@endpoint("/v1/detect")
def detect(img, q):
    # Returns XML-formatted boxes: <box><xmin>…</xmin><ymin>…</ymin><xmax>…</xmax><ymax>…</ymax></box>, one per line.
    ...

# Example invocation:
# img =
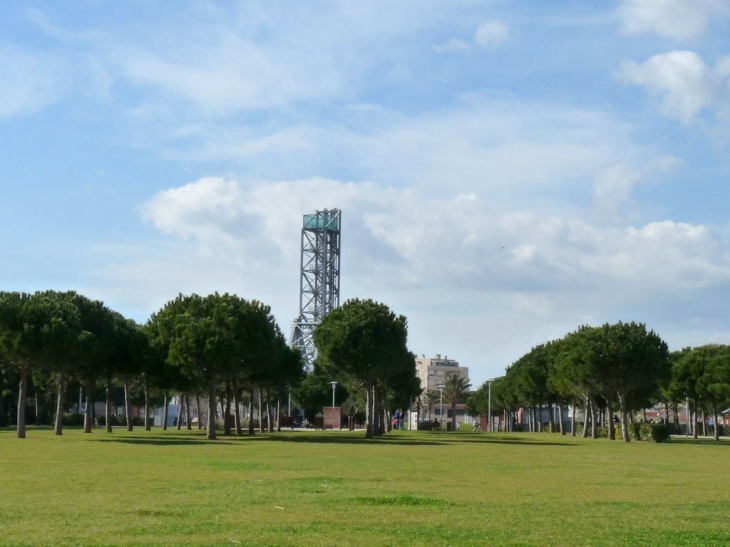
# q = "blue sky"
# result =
<box><xmin>2</xmin><ymin>0</ymin><xmax>730</xmax><ymax>386</ymax></box>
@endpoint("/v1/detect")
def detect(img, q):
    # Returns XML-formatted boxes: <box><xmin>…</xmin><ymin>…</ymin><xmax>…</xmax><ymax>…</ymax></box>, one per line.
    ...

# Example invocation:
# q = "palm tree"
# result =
<box><xmin>422</xmin><ymin>389</ymin><xmax>440</xmax><ymax>421</ymax></box>
<box><xmin>442</xmin><ymin>373</ymin><xmax>471</xmax><ymax>431</ymax></box>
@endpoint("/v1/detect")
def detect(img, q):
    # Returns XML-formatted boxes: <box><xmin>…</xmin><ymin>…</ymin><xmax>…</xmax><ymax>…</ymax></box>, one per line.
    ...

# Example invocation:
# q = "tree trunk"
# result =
<box><xmin>571</xmin><ymin>396</ymin><xmax>576</xmax><ymax>437</ymax></box>
<box><xmin>373</xmin><ymin>387</ymin><xmax>380</xmax><ymax>435</ymax></box>
<box><xmin>692</xmin><ymin>401</ymin><xmax>698</xmax><ymax>439</ymax></box>
<box><xmin>248</xmin><ymin>388</ymin><xmax>255</xmax><ymax>435</ymax></box>
<box><xmin>365</xmin><ymin>382</ymin><xmax>374</xmax><ymax>438</ymax></box>
<box><xmin>558</xmin><ymin>398</ymin><xmax>565</xmax><ymax>435</ymax></box>
<box><xmin>712</xmin><ymin>405</ymin><xmax>720</xmax><ymax>442</ymax></box>
<box><xmin>144</xmin><ymin>380</ymin><xmax>151</xmax><ymax>431</ymax></box>
<box><xmin>185</xmin><ymin>395</ymin><xmax>192</xmax><ymax>431</ymax></box>
<box><xmin>373</xmin><ymin>387</ymin><xmax>379</xmax><ymax>435</ymax></box>
<box><xmin>266</xmin><ymin>388</ymin><xmax>274</xmax><ymax>433</ymax></box>
<box><xmin>258</xmin><ymin>387</ymin><xmax>265</xmax><ymax>433</ymax></box>
<box><xmin>105</xmin><ymin>381</ymin><xmax>113</xmax><ymax>433</ymax></box>
<box><xmin>84</xmin><ymin>377</ymin><xmax>94</xmax><ymax>433</ymax></box>
<box><xmin>702</xmin><ymin>412</ymin><xmax>707</xmax><ymax>437</ymax></box>
<box><xmin>607</xmin><ymin>399</ymin><xmax>616</xmax><ymax>441</ymax></box>
<box><xmin>206</xmin><ymin>379</ymin><xmax>217</xmax><ymax>440</ymax></box>
<box><xmin>664</xmin><ymin>401</ymin><xmax>670</xmax><ymax>426</ymax></box>
<box><xmin>581</xmin><ymin>396</ymin><xmax>589</xmax><ymax>438</ymax></box>
<box><xmin>590</xmin><ymin>397</ymin><xmax>598</xmax><ymax>439</ymax></box>
<box><xmin>451</xmin><ymin>400</ymin><xmax>457</xmax><ymax>431</ymax></box>
<box><xmin>224</xmin><ymin>382</ymin><xmax>232</xmax><ymax>436</ymax></box>
<box><xmin>34</xmin><ymin>389</ymin><xmax>41</xmax><ymax>426</ymax></box>
<box><xmin>162</xmin><ymin>389</ymin><xmax>169</xmax><ymax>431</ymax></box>
<box><xmin>617</xmin><ymin>392</ymin><xmax>630</xmax><ymax>442</ymax></box>
<box><xmin>276</xmin><ymin>398</ymin><xmax>281</xmax><ymax>432</ymax></box>
<box><xmin>17</xmin><ymin>368</ymin><xmax>28</xmax><ymax>439</ymax></box>
<box><xmin>673</xmin><ymin>404</ymin><xmax>679</xmax><ymax>434</ymax></box>
<box><xmin>196</xmin><ymin>394</ymin><xmax>202</xmax><ymax>430</ymax></box>
<box><xmin>232</xmin><ymin>378</ymin><xmax>242</xmax><ymax>436</ymax></box>
<box><xmin>176</xmin><ymin>394</ymin><xmax>184</xmax><ymax>431</ymax></box>
<box><xmin>124</xmin><ymin>377</ymin><xmax>133</xmax><ymax>432</ymax></box>
<box><xmin>54</xmin><ymin>372</ymin><xmax>65</xmax><ymax>436</ymax></box>
<box><xmin>548</xmin><ymin>402</ymin><xmax>555</xmax><ymax>433</ymax></box>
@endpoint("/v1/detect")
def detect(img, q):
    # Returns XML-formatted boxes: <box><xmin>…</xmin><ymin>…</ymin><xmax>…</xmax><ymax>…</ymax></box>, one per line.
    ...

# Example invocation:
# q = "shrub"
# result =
<box><xmin>0</xmin><ymin>413</ymin><xmax>10</xmax><ymax>427</ymax></box>
<box><xmin>639</xmin><ymin>423</ymin><xmax>671</xmax><ymax>443</ymax></box>
<box><xmin>630</xmin><ymin>423</ymin><xmax>642</xmax><ymax>441</ymax></box>
<box><xmin>63</xmin><ymin>412</ymin><xmax>84</xmax><ymax>427</ymax></box>
<box><xmin>599</xmin><ymin>424</ymin><xmax>624</xmax><ymax>440</ymax></box>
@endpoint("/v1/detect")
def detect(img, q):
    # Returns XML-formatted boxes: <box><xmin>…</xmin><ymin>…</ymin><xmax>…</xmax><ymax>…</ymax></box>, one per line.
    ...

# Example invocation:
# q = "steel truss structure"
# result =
<box><xmin>290</xmin><ymin>208</ymin><xmax>341</xmax><ymax>368</ymax></box>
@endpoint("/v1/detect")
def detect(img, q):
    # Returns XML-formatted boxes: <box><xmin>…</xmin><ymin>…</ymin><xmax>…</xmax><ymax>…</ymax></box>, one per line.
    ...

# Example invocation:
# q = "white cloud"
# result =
<box><xmin>140</xmin><ymin>176</ymin><xmax>730</xmax><ymax>296</ymax></box>
<box><xmin>434</xmin><ymin>20</ymin><xmax>509</xmax><ymax>53</ymax></box>
<box><xmin>96</xmin><ymin>2</ymin><xmax>496</xmax><ymax>116</ymax></box>
<box><xmin>433</xmin><ymin>38</ymin><xmax>472</xmax><ymax>53</ymax></box>
<box><xmin>474</xmin><ymin>21</ymin><xmax>510</xmax><ymax>49</ymax></box>
<box><xmin>592</xmin><ymin>157</ymin><xmax>681</xmax><ymax>219</ymax></box>
<box><xmin>617</xmin><ymin>0</ymin><xmax>730</xmax><ymax>40</ymax></box>
<box><xmin>593</xmin><ymin>164</ymin><xmax>643</xmax><ymax>214</ymax></box>
<box><xmin>131</xmin><ymin>175</ymin><xmax>730</xmax><ymax>382</ymax></box>
<box><xmin>618</xmin><ymin>51</ymin><xmax>730</xmax><ymax>123</ymax></box>
<box><xmin>145</xmin><ymin>99</ymin><xmax>646</xmax><ymax>201</ymax></box>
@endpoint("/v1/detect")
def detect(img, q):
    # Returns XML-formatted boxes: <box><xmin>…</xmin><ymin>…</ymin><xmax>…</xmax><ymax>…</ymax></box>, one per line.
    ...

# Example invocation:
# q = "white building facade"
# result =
<box><xmin>415</xmin><ymin>354</ymin><xmax>470</xmax><ymax>392</ymax></box>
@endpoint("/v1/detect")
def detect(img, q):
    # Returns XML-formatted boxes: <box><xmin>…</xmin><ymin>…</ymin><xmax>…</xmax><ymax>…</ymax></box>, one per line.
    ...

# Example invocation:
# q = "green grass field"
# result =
<box><xmin>0</xmin><ymin>428</ymin><xmax>728</xmax><ymax>547</ymax></box>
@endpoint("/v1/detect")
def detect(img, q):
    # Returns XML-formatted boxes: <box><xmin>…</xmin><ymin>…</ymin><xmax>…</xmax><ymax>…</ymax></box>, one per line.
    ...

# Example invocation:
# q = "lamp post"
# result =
<box><xmin>487</xmin><ymin>379</ymin><xmax>493</xmax><ymax>432</ymax></box>
<box><xmin>437</xmin><ymin>383</ymin><xmax>444</xmax><ymax>429</ymax></box>
<box><xmin>330</xmin><ymin>381</ymin><xmax>338</xmax><ymax>408</ymax></box>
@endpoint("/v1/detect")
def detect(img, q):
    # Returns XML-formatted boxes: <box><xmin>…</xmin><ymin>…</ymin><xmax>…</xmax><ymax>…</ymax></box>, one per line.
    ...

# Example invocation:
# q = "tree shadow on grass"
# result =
<box><xmin>446</xmin><ymin>435</ymin><xmax>579</xmax><ymax>447</ymax></box>
<box><xmin>668</xmin><ymin>436</ymin><xmax>730</xmax><ymax>446</ymax></box>
<box><xmin>91</xmin><ymin>430</ymin><xmax>579</xmax><ymax>448</ymax></box>
<box><xmin>92</xmin><ymin>431</ymin><xmax>447</xmax><ymax>447</ymax></box>
<box><xmin>244</xmin><ymin>434</ymin><xmax>446</xmax><ymax>446</ymax></box>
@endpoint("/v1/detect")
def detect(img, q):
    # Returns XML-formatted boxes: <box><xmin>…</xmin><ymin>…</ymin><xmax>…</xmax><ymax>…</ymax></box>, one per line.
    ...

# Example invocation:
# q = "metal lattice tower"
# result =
<box><xmin>290</xmin><ymin>208</ymin><xmax>341</xmax><ymax>368</ymax></box>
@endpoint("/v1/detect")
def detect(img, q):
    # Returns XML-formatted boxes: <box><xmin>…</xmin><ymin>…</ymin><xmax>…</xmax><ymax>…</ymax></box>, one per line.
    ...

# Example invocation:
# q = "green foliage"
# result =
<box><xmin>315</xmin><ymin>298</ymin><xmax>411</xmax><ymax>387</ymax></box>
<box><xmin>639</xmin><ymin>423</ymin><xmax>671</xmax><ymax>443</ymax></box>
<box><xmin>148</xmin><ymin>293</ymin><xmax>299</xmax><ymax>438</ymax></box>
<box><xmin>62</xmin><ymin>413</ymin><xmax>84</xmax><ymax>427</ymax></box>
<box><xmin>315</xmin><ymin>298</ymin><xmax>416</xmax><ymax>436</ymax></box>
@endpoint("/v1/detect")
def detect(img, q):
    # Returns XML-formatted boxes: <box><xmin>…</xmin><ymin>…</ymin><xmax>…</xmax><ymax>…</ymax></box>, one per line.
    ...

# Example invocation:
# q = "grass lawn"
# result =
<box><xmin>0</xmin><ymin>427</ymin><xmax>728</xmax><ymax>546</ymax></box>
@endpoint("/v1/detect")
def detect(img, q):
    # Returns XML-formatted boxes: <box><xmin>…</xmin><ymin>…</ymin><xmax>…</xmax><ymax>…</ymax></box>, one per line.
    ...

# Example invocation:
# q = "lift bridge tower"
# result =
<box><xmin>290</xmin><ymin>208</ymin><xmax>341</xmax><ymax>368</ymax></box>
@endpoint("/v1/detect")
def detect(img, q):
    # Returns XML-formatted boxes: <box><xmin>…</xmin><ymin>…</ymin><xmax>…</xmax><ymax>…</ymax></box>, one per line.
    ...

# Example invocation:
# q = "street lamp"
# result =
<box><xmin>330</xmin><ymin>381</ymin><xmax>338</xmax><ymax>408</ymax></box>
<box><xmin>437</xmin><ymin>383</ymin><xmax>445</xmax><ymax>429</ymax></box>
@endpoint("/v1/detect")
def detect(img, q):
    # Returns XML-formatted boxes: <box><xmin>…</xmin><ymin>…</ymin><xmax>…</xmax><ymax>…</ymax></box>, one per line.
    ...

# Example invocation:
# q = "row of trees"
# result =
<box><xmin>0</xmin><ymin>292</ymin><xmax>421</xmax><ymax>440</ymax></box>
<box><xmin>467</xmin><ymin>322</ymin><xmax>730</xmax><ymax>442</ymax></box>
<box><xmin>670</xmin><ymin>344</ymin><xmax>730</xmax><ymax>440</ymax></box>
<box><xmin>0</xmin><ymin>291</ymin><xmax>145</xmax><ymax>438</ymax></box>
<box><xmin>0</xmin><ymin>291</ymin><xmax>304</xmax><ymax>440</ymax></box>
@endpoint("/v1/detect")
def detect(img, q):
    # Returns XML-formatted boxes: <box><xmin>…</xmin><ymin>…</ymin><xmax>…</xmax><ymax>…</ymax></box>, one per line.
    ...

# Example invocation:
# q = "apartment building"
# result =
<box><xmin>415</xmin><ymin>354</ymin><xmax>470</xmax><ymax>392</ymax></box>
